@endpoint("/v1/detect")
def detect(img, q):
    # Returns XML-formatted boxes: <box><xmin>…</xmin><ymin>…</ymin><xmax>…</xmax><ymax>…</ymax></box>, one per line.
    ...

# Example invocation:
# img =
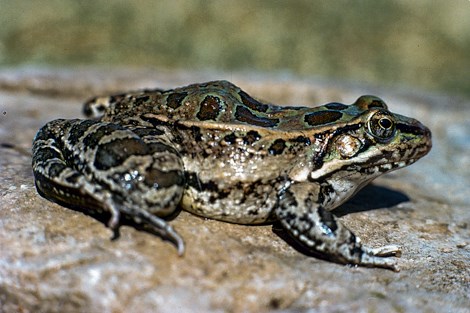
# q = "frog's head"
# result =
<box><xmin>309</xmin><ymin>96</ymin><xmax>432</xmax><ymax>203</ymax></box>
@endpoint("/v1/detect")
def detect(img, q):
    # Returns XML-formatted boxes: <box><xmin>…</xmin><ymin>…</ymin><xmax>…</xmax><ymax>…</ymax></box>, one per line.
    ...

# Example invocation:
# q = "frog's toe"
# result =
<box><xmin>107</xmin><ymin>209</ymin><xmax>121</xmax><ymax>231</ymax></box>
<box><xmin>174</xmin><ymin>234</ymin><xmax>185</xmax><ymax>256</ymax></box>
<box><xmin>369</xmin><ymin>244</ymin><xmax>401</xmax><ymax>257</ymax></box>
<box><xmin>359</xmin><ymin>252</ymin><xmax>400</xmax><ymax>271</ymax></box>
<box><xmin>127</xmin><ymin>209</ymin><xmax>186</xmax><ymax>256</ymax></box>
<box><xmin>159</xmin><ymin>222</ymin><xmax>185</xmax><ymax>256</ymax></box>
<box><xmin>357</xmin><ymin>244</ymin><xmax>401</xmax><ymax>271</ymax></box>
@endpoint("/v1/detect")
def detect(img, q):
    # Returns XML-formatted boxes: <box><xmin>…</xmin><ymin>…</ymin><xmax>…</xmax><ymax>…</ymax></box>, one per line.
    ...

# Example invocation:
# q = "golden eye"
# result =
<box><xmin>367</xmin><ymin>111</ymin><xmax>396</xmax><ymax>141</ymax></box>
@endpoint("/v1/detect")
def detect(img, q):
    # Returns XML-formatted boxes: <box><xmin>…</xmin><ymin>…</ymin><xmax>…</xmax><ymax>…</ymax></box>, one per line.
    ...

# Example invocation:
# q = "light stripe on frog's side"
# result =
<box><xmin>34</xmin><ymin>80</ymin><xmax>432</xmax><ymax>270</ymax></box>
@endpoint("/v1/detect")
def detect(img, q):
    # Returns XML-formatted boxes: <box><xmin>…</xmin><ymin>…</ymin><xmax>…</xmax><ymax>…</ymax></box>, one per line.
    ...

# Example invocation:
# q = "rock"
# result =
<box><xmin>1</xmin><ymin>67</ymin><xmax>469</xmax><ymax>312</ymax></box>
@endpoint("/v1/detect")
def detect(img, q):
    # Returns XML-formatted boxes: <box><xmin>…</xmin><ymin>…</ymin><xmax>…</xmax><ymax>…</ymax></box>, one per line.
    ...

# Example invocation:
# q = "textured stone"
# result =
<box><xmin>0</xmin><ymin>68</ymin><xmax>469</xmax><ymax>312</ymax></box>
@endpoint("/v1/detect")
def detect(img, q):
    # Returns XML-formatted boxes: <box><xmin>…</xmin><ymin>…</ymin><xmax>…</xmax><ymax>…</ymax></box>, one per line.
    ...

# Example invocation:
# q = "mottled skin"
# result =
<box><xmin>32</xmin><ymin>80</ymin><xmax>432</xmax><ymax>270</ymax></box>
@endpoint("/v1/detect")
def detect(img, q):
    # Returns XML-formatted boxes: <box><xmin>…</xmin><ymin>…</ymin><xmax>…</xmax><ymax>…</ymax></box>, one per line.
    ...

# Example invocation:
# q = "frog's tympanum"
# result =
<box><xmin>32</xmin><ymin>81</ymin><xmax>432</xmax><ymax>270</ymax></box>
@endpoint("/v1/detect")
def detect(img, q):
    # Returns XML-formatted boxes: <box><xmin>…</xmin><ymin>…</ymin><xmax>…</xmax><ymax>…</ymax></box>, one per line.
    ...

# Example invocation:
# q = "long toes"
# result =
<box><xmin>135</xmin><ymin>210</ymin><xmax>185</xmax><ymax>255</ymax></box>
<box><xmin>173</xmin><ymin>233</ymin><xmax>185</xmax><ymax>256</ymax></box>
<box><xmin>359</xmin><ymin>253</ymin><xmax>399</xmax><ymax>271</ymax></box>
<box><xmin>369</xmin><ymin>245</ymin><xmax>401</xmax><ymax>257</ymax></box>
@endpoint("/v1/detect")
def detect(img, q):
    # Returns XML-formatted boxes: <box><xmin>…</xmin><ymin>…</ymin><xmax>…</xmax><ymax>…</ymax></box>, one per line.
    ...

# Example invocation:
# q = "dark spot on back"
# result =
<box><xmin>239</xmin><ymin>90</ymin><xmax>269</xmax><ymax>112</ymax></box>
<box><xmin>325</xmin><ymin>102</ymin><xmax>348</xmax><ymax>110</ymax></box>
<box><xmin>166</xmin><ymin>92</ymin><xmax>188</xmax><ymax>109</ymax></box>
<box><xmin>268</xmin><ymin>139</ymin><xmax>286</xmax><ymax>155</ymax></box>
<box><xmin>304</xmin><ymin>111</ymin><xmax>343</xmax><ymax>126</ymax></box>
<box><xmin>235</xmin><ymin>106</ymin><xmax>279</xmax><ymax>128</ymax></box>
<box><xmin>94</xmin><ymin>137</ymin><xmax>149</xmax><ymax>170</ymax></box>
<box><xmin>196</xmin><ymin>96</ymin><xmax>222</xmax><ymax>121</ymax></box>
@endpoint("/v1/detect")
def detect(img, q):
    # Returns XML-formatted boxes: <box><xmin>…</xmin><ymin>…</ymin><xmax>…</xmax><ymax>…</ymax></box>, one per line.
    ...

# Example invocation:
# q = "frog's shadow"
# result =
<box><xmin>332</xmin><ymin>184</ymin><xmax>409</xmax><ymax>217</ymax></box>
<box><xmin>272</xmin><ymin>184</ymin><xmax>409</xmax><ymax>260</ymax></box>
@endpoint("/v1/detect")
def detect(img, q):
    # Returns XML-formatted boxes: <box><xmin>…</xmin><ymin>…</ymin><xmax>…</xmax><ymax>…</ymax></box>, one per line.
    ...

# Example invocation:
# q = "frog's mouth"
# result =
<box><xmin>329</xmin><ymin>133</ymin><xmax>432</xmax><ymax>181</ymax></box>
<box><xmin>362</xmin><ymin>142</ymin><xmax>431</xmax><ymax>173</ymax></box>
<box><xmin>364</xmin><ymin>122</ymin><xmax>432</xmax><ymax>171</ymax></box>
<box><xmin>360</xmin><ymin>159</ymin><xmax>416</xmax><ymax>177</ymax></box>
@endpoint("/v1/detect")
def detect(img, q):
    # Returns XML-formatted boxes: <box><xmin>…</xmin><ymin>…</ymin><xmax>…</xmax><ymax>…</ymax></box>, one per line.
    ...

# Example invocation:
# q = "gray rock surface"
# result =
<box><xmin>0</xmin><ymin>67</ymin><xmax>469</xmax><ymax>313</ymax></box>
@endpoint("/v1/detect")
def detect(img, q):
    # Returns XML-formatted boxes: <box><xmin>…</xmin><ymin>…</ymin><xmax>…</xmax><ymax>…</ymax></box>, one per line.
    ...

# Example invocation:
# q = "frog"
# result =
<box><xmin>32</xmin><ymin>80</ymin><xmax>432</xmax><ymax>270</ymax></box>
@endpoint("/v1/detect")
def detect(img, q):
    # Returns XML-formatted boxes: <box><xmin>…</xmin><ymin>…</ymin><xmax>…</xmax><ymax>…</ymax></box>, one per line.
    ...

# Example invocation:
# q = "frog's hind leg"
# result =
<box><xmin>32</xmin><ymin>119</ymin><xmax>185</xmax><ymax>254</ymax></box>
<box><xmin>276</xmin><ymin>183</ymin><xmax>400</xmax><ymax>270</ymax></box>
<box><xmin>32</xmin><ymin>119</ymin><xmax>104</xmax><ymax>210</ymax></box>
<box><xmin>32</xmin><ymin>119</ymin><xmax>125</xmax><ymax>235</ymax></box>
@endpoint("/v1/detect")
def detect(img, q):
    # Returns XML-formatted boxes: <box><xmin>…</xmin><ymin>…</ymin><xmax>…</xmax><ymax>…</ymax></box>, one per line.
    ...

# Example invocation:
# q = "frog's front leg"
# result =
<box><xmin>32</xmin><ymin>119</ymin><xmax>185</xmax><ymax>254</ymax></box>
<box><xmin>276</xmin><ymin>183</ymin><xmax>400</xmax><ymax>270</ymax></box>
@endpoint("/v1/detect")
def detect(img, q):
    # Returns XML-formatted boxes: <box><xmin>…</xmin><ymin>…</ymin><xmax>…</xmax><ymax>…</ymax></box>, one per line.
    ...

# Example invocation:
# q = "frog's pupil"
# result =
<box><xmin>379</xmin><ymin>118</ymin><xmax>392</xmax><ymax>129</ymax></box>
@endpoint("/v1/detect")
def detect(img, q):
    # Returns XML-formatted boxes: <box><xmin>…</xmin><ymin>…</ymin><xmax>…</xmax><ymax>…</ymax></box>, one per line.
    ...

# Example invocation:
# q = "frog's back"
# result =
<box><xmin>88</xmin><ymin>80</ymin><xmax>376</xmax><ymax>132</ymax></box>
<box><xmin>151</xmin><ymin>80</ymin><xmax>363</xmax><ymax>130</ymax></box>
<box><xmin>120</xmin><ymin>80</ymin><xmax>290</xmax><ymax>127</ymax></box>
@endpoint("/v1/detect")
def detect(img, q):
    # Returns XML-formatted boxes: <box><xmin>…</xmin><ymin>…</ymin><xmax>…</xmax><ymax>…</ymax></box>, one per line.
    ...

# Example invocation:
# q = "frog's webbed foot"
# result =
<box><xmin>277</xmin><ymin>185</ymin><xmax>400</xmax><ymax>271</ymax></box>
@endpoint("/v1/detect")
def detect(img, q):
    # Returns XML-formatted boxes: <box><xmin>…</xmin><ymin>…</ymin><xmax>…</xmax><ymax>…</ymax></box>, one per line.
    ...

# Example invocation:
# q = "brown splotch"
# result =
<box><xmin>324</xmin><ymin>102</ymin><xmax>348</xmax><ymax>110</ymax></box>
<box><xmin>304</xmin><ymin>111</ymin><xmax>343</xmax><ymax>126</ymax></box>
<box><xmin>196</xmin><ymin>96</ymin><xmax>222</xmax><ymax>121</ymax></box>
<box><xmin>239</xmin><ymin>90</ymin><xmax>269</xmax><ymax>112</ymax></box>
<box><xmin>166</xmin><ymin>92</ymin><xmax>188</xmax><ymax>109</ymax></box>
<box><xmin>235</xmin><ymin>106</ymin><xmax>279</xmax><ymax>128</ymax></box>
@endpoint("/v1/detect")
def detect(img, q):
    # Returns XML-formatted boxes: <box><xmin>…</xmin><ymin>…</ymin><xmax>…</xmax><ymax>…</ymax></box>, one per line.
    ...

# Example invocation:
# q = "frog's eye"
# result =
<box><xmin>367</xmin><ymin>111</ymin><xmax>396</xmax><ymax>141</ymax></box>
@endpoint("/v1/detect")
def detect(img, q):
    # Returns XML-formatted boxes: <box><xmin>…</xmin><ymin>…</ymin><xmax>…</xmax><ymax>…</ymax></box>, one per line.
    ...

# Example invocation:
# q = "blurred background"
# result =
<box><xmin>0</xmin><ymin>0</ymin><xmax>468</xmax><ymax>99</ymax></box>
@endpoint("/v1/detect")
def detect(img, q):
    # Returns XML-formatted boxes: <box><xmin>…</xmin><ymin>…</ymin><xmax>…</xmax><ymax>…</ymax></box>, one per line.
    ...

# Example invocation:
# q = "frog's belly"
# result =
<box><xmin>180</xmin><ymin>185</ymin><xmax>278</xmax><ymax>224</ymax></box>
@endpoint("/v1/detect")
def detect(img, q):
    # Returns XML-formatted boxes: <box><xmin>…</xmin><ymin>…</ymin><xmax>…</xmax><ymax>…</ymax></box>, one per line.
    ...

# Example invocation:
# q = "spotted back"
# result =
<box><xmin>86</xmin><ymin>80</ymin><xmax>389</xmax><ymax>133</ymax></box>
